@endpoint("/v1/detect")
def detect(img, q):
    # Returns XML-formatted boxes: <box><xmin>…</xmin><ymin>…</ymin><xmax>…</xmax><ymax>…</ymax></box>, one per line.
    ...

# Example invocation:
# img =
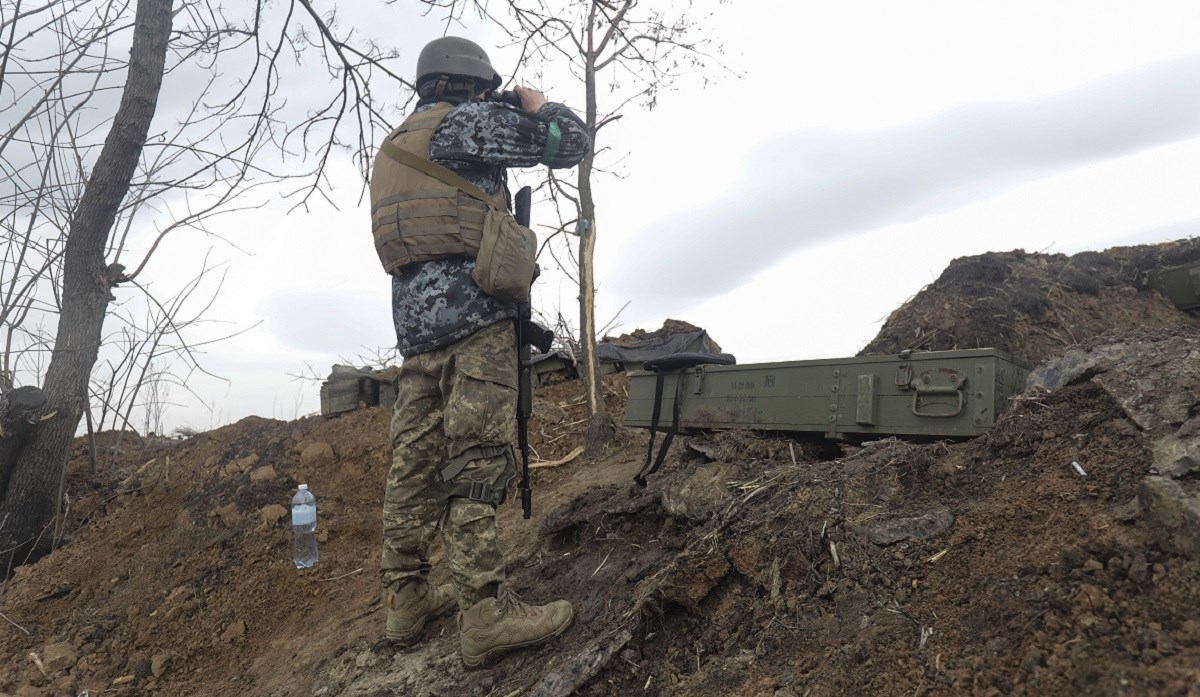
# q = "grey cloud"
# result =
<box><xmin>611</xmin><ymin>53</ymin><xmax>1200</xmax><ymax>308</ymax></box>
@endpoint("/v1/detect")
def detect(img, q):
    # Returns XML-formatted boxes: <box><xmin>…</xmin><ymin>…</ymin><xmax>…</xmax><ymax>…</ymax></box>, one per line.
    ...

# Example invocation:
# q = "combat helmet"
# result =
<box><xmin>416</xmin><ymin>37</ymin><xmax>502</xmax><ymax>91</ymax></box>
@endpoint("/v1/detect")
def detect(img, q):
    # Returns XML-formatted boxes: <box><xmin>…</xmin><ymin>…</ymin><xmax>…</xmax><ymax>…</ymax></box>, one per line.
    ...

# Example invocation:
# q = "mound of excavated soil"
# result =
<box><xmin>604</xmin><ymin>318</ymin><xmax>723</xmax><ymax>353</ymax></box>
<box><xmin>4</xmin><ymin>239</ymin><xmax>1200</xmax><ymax>696</ymax></box>
<box><xmin>861</xmin><ymin>238</ymin><xmax>1200</xmax><ymax>365</ymax></box>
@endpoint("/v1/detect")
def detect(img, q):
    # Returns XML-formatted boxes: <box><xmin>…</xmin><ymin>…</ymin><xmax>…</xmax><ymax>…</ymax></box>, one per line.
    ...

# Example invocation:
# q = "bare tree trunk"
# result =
<box><xmin>577</xmin><ymin>182</ymin><xmax>612</xmax><ymax>454</ymax></box>
<box><xmin>0</xmin><ymin>387</ymin><xmax>48</xmax><ymax>502</ymax></box>
<box><xmin>0</xmin><ymin>0</ymin><xmax>174</xmax><ymax>575</ymax></box>
<box><xmin>577</xmin><ymin>21</ymin><xmax>615</xmax><ymax>457</ymax></box>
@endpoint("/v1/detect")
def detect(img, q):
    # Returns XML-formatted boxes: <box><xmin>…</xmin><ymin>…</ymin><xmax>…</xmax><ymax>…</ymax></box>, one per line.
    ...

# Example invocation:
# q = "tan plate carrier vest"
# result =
<box><xmin>370</xmin><ymin>103</ymin><xmax>504</xmax><ymax>274</ymax></box>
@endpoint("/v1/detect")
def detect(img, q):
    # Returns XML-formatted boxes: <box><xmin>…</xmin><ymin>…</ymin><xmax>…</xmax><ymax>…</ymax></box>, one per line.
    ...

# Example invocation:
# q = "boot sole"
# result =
<box><xmin>387</xmin><ymin>599</ymin><xmax>457</xmax><ymax>646</ymax></box>
<box><xmin>461</xmin><ymin>608</ymin><xmax>575</xmax><ymax>669</ymax></box>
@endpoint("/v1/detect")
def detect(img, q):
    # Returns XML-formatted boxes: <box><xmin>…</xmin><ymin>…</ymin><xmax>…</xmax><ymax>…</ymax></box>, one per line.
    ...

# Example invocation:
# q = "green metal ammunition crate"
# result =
<box><xmin>320</xmin><ymin>378</ymin><xmax>372</xmax><ymax>417</ymax></box>
<box><xmin>624</xmin><ymin>348</ymin><xmax>1029</xmax><ymax>439</ymax></box>
<box><xmin>1148</xmin><ymin>261</ymin><xmax>1200</xmax><ymax>312</ymax></box>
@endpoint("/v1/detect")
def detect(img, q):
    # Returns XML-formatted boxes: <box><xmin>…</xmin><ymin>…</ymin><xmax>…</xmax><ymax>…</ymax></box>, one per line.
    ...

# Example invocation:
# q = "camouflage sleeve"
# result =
<box><xmin>429</xmin><ymin>101</ymin><xmax>591</xmax><ymax>171</ymax></box>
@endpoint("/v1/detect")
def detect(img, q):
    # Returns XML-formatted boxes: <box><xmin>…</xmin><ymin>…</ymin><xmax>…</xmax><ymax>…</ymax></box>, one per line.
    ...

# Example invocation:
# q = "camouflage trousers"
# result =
<box><xmin>381</xmin><ymin>320</ymin><xmax>517</xmax><ymax>610</ymax></box>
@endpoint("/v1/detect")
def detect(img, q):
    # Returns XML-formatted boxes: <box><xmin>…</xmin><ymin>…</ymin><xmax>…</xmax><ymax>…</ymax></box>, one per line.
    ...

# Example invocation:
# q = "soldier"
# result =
<box><xmin>369</xmin><ymin>36</ymin><xmax>590</xmax><ymax>668</ymax></box>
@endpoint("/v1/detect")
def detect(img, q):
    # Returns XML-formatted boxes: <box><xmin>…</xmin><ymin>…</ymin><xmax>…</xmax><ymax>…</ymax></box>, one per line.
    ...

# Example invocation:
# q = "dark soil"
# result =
<box><xmin>861</xmin><ymin>239</ymin><xmax>1200</xmax><ymax>365</ymax></box>
<box><xmin>604</xmin><ymin>318</ymin><xmax>723</xmax><ymax>353</ymax></box>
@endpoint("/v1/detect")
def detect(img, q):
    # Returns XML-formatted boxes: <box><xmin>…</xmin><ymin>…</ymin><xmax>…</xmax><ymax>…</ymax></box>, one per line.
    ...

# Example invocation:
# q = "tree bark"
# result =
<box><xmin>0</xmin><ymin>0</ymin><xmax>174</xmax><ymax>575</ymax></box>
<box><xmin>0</xmin><ymin>386</ymin><xmax>48</xmax><ymax>502</ymax></box>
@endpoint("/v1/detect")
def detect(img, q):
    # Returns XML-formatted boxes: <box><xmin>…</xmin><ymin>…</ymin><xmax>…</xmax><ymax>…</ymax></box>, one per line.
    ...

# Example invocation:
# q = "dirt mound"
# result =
<box><xmin>4</xmin><ymin>241</ymin><xmax>1200</xmax><ymax>695</ymax></box>
<box><xmin>604</xmin><ymin>318</ymin><xmax>723</xmax><ymax>353</ymax></box>
<box><xmin>861</xmin><ymin>239</ymin><xmax>1200</xmax><ymax>365</ymax></box>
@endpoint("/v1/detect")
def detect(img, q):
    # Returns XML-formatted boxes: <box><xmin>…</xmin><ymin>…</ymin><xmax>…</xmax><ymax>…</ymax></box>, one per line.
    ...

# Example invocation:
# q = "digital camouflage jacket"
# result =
<box><xmin>389</xmin><ymin>99</ymin><xmax>589</xmax><ymax>358</ymax></box>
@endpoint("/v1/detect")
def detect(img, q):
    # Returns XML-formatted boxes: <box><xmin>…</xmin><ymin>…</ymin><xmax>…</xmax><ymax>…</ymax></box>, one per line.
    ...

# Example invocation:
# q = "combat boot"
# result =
<box><xmin>458</xmin><ymin>589</ymin><xmax>574</xmax><ymax>668</ymax></box>
<box><xmin>386</xmin><ymin>581</ymin><xmax>457</xmax><ymax>645</ymax></box>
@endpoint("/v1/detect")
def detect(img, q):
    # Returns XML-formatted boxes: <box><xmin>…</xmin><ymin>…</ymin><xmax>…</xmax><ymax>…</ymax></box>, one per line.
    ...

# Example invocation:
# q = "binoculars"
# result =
<box><xmin>486</xmin><ymin>90</ymin><xmax>523</xmax><ymax>108</ymax></box>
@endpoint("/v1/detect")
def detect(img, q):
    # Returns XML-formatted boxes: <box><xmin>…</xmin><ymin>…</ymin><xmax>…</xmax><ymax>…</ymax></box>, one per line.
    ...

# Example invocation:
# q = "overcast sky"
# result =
<box><xmin>87</xmin><ymin>1</ymin><xmax>1200</xmax><ymax>432</ymax></box>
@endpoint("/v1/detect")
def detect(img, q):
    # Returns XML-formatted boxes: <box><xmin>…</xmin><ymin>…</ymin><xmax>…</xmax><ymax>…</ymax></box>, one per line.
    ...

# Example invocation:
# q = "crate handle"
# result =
<box><xmin>911</xmin><ymin>385</ymin><xmax>964</xmax><ymax>418</ymax></box>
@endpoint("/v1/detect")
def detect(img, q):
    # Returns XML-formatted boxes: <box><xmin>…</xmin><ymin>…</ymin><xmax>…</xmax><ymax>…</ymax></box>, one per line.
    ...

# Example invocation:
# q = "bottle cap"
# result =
<box><xmin>298</xmin><ymin>484</ymin><xmax>308</xmax><ymax>491</ymax></box>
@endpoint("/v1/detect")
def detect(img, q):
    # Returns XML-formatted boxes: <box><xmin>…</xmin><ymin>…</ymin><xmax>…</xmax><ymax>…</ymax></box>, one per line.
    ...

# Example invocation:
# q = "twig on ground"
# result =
<box><xmin>531</xmin><ymin>446</ymin><xmax>584</xmax><ymax>469</ymax></box>
<box><xmin>591</xmin><ymin>549</ymin><xmax>613</xmax><ymax>578</ymax></box>
<box><xmin>1</xmin><ymin>610</ymin><xmax>30</xmax><ymax>635</ymax></box>
<box><xmin>317</xmin><ymin>567</ymin><xmax>363</xmax><ymax>583</ymax></box>
<box><xmin>343</xmin><ymin>598</ymin><xmax>382</xmax><ymax>624</ymax></box>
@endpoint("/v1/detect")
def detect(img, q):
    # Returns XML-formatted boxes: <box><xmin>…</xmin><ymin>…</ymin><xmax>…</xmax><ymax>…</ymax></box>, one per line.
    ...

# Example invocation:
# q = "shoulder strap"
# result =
<box><xmin>379</xmin><ymin>103</ymin><xmax>505</xmax><ymax>210</ymax></box>
<box><xmin>378</xmin><ymin>140</ymin><xmax>504</xmax><ymax>210</ymax></box>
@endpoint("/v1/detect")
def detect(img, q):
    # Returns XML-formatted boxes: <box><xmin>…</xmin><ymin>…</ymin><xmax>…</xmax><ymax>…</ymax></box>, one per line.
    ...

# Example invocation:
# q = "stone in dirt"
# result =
<box><xmin>249</xmin><ymin>465</ymin><xmax>277</xmax><ymax>483</ymax></box>
<box><xmin>259</xmin><ymin>504</ymin><xmax>287</xmax><ymax>526</ymax></box>
<box><xmin>151</xmin><ymin>654</ymin><xmax>171</xmax><ymax>678</ymax></box>
<box><xmin>1138</xmin><ymin>476</ymin><xmax>1200</xmax><ymax>559</ymax></box>
<box><xmin>1027</xmin><ymin>344</ymin><xmax>1131</xmax><ymax>390</ymax></box>
<box><xmin>42</xmin><ymin>642</ymin><xmax>78</xmax><ymax>673</ymax></box>
<box><xmin>301</xmin><ymin>442</ymin><xmax>335</xmax><ymax>466</ymax></box>
<box><xmin>213</xmin><ymin>503</ymin><xmax>241</xmax><ymax>527</ymax></box>
<box><xmin>1152</xmin><ymin>433</ymin><xmax>1200</xmax><ymax>478</ymax></box>
<box><xmin>525</xmin><ymin>629</ymin><xmax>633</xmax><ymax>697</ymax></box>
<box><xmin>852</xmin><ymin>510</ymin><xmax>955</xmax><ymax>546</ymax></box>
<box><xmin>220</xmin><ymin>620</ymin><xmax>247</xmax><ymax>643</ymax></box>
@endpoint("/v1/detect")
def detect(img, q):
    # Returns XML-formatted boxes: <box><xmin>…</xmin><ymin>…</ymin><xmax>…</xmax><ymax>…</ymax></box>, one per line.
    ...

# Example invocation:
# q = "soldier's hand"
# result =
<box><xmin>514</xmin><ymin>86</ymin><xmax>546</xmax><ymax>113</ymax></box>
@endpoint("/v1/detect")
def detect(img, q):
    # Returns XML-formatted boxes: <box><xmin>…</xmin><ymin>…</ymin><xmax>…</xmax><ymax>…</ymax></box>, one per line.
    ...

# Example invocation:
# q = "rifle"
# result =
<box><xmin>513</xmin><ymin>186</ymin><xmax>553</xmax><ymax>518</ymax></box>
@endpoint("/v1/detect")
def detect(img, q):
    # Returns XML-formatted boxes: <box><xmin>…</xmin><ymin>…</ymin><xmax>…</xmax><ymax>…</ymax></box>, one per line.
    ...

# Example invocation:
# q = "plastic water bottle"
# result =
<box><xmin>291</xmin><ymin>484</ymin><xmax>319</xmax><ymax>569</ymax></box>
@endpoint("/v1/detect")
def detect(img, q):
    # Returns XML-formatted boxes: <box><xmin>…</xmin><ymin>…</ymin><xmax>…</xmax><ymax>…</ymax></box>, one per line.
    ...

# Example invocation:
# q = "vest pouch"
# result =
<box><xmin>471</xmin><ymin>207</ymin><xmax>537</xmax><ymax>303</ymax></box>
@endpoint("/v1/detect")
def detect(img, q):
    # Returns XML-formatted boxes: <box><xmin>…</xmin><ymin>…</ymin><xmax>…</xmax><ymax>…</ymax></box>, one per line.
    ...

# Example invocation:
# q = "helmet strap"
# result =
<box><xmin>431</xmin><ymin>76</ymin><xmax>478</xmax><ymax>104</ymax></box>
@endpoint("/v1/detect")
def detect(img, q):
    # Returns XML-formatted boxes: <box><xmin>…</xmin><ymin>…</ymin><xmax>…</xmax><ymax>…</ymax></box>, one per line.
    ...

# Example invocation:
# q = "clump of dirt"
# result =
<box><xmin>604</xmin><ymin>318</ymin><xmax>723</xmax><ymax>353</ymax></box>
<box><xmin>4</xmin><ymin>240</ymin><xmax>1200</xmax><ymax>696</ymax></box>
<box><xmin>861</xmin><ymin>239</ymin><xmax>1200</xmax><ymax>365</ymax></box>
